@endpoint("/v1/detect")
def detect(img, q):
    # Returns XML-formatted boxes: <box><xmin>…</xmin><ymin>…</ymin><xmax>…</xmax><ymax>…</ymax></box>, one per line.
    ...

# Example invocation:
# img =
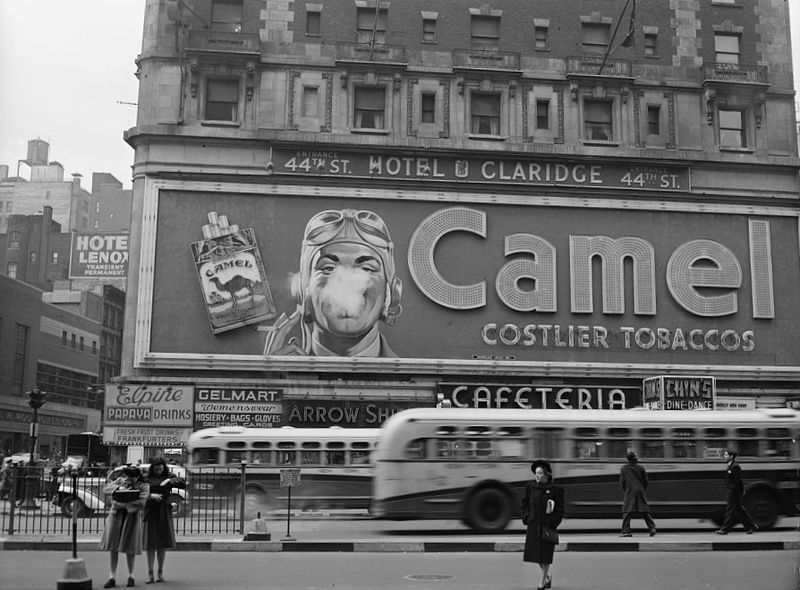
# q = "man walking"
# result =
<box><xmin>715</xmin><ymin>449</ymin><xmax>758</xmax><ymax>534</ymax></box>
<box><xmin>619</xmin><ymin>451</ymin><xmax>656</xmax><ymax>537</ymax></box>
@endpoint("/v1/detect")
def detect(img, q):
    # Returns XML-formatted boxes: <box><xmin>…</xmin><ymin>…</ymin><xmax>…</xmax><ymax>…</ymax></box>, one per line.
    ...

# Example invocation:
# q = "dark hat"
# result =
<box><xmin>530</xmin><ymin>459</ymin><xmax>552</xmax><ymax>476</ymax></box>
<box><xmin>121</xmin><ymin>465</ymin><xmax>141</xmax><ymax>478</ymax></box>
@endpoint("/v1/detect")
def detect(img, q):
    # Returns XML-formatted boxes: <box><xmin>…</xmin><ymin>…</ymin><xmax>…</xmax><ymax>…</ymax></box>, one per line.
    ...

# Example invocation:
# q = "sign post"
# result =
<box><xmin>279</xmin><ymin>468</ymin><xmax>301</xmax><ymax>541</ymax></box>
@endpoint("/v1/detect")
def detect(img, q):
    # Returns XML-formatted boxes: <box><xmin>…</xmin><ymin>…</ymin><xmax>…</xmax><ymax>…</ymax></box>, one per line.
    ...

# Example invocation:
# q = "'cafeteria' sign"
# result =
<box><xmin>642</xmin><ymin>375</ymin><xmax>716</xmax><ymax>410</ymax></box>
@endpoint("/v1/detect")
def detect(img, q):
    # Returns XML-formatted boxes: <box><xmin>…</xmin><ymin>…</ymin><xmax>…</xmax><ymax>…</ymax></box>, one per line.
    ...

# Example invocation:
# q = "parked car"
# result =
<box><xmin>53</xmin><ymin>464</ymin><xmax>188</xmax><ymax>518</ymax></box>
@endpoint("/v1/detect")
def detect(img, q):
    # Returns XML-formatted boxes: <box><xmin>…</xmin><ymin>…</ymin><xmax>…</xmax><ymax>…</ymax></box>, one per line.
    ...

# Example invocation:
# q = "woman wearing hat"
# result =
<box><xmin>99</xmin><ymin>465</ymin><xmax>149</xmax><ymax>588</ymax></box>
<box><xmin>521</xmin><ymin>459</ymin><xmax>565</xmax><ymax>590</ymax></box>
<box><xmin>142</xmin><ymin>457</ymin><xmax>186</xmax><ymax>583</ymax></box>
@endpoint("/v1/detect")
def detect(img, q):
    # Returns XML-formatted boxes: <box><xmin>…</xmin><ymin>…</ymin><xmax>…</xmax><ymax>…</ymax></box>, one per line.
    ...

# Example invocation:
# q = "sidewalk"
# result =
<box><xmin>2</xmin><ymin>529</ymin><xmax>797</xmax><ymax>553</ymax></box>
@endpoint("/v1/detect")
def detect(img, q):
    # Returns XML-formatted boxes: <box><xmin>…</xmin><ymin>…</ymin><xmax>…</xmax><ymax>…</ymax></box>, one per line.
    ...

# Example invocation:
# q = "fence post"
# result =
<box><xmin>7</xmin><ymin>467</ymin><xmax>17</xmax><ymax>535</ymax></box>
<box><xmin>239</xmin><ymin>461</ymin><xmax>246</xmax><ymax>534</ymax></box>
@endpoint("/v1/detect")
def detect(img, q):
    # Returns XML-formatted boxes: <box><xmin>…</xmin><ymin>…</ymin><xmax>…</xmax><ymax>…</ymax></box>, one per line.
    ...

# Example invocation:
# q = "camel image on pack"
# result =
<box><xmin>209</xmin><ymin>274</ymin><xmax>260</xmax><ymax>309</ymax></box>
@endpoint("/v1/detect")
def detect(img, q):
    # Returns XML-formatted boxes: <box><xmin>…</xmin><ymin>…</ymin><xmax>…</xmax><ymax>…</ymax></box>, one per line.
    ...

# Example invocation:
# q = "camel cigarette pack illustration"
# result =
<box><xmin>191</xmin><ymin>211</ymin><xmax>276</xmax><ymax>334</ymax></box>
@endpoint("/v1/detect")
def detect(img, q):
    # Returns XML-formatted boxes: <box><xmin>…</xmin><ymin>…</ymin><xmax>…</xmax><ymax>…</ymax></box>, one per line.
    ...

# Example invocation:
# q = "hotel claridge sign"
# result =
<box><xmin>110</xmin><ymin>0</ymin><xmax>800</xmax><ymax>444</ymax></box>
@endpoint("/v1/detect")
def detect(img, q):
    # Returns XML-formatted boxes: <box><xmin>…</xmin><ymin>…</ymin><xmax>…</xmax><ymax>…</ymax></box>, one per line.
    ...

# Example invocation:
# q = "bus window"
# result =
<box><xmin>573</xmin><ymin>427</ymin><xmax>599</xmax><ymax>459</ymax></box>
<box><xmin>639</xmin><ymin>428</ymin><xmax>665</xmax><ymax>459</ymax></box>
<box><xmin>192</xmin><ymin>448</ymin><xmax>219</xmax><ymax>465</ymax></box>
<box><xmin>226</xmin><ymin>450</ymin><xmax>246</xmax><ymax>464</ymax></box>
<box><xmin>437</xmin><ymin>440</ymin><xmax>454</xmax><ymax>458</ymax></box>
<box><xmin>496</xmin><ymin>426</ymin><xmax>523</xmax><ymax>436</ymax></box>
<box><xmin>670</xmin><ymin>428</ymin><xmax>697</xmax><ymax>459</ymax></box>
<box><xmin>533</xmin><ymin>428</ymin><xmax>563</xmax><ymax>458</ymax></box>
<box><xmin>278</xmin><ymin>451</ymin><xmax>297</xmax><ymax>465</ymax></box>
<box><xmin>700</xmin><ymin>427</ymin><xmax>728</xmax><ymax>459</ymax></box>
<box><xmin>464</xmin><ymin>426</ymin><xmax>490</xmax><ymax>436</ymax></box>
<box><xmin>452</xmin><ymin>440</ymin><xmax>473</xmax><ymax>459</ymax></box>
<box><xmin>302</xmin><ymin>451</ymin><xmax>321</xmax><ymax>465</ymax></box>
<box><xmin>735</xmin><ymin>428</ymin><xmax>759</xmax><ymax>457</ymax></box>
<box><xmin>325</xmin><ymin>451</ymin><xmax>345</xmax><ymax>465</ymax></box>
<box><xmin>404</xmin><ymin>439</ymin><xmax>426</xmax><ymax>460</ymax></box>
<box><xmin>351</xmin><ymin>450</ymin><xmax>371</xmax><ymax>464</ymax></box>
<box><xmin>251</xmin><ymin>451</ymin><xmax>271</xmax><ymax>464</ymax></box>
<box><xmin>765</xmin><ymin>428</ymin><xmax>793</xmax><ymax>458</ymax></box>
<box><xmin>605</xmin><ymin>427</ymin><xmax>631</xmax><ymax>458</ymax></box>
<box><xmin>495</xmin><ymin>439</ymin><xmax>526</xmax><ymax>458</ymax></box>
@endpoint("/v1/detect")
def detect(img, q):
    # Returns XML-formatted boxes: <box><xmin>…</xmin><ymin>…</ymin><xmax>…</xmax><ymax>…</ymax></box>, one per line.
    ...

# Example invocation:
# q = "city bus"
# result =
<box><xmin>371</xmin><ymin>408</ymin><xmax>800</xmax><ymax>533</ymax></box>
<box><xmin>187</xmin><ymin>426</ymin><xmax>378</xmax><ymax>514</ymax></box>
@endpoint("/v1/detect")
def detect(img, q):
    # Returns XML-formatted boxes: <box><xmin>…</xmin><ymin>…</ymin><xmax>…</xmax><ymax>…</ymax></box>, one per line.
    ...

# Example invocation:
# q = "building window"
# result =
<box><xmin>421</xmin><ymin>92</ymin><xmax>436</xmax><ymax>123</ymax></box>
<box><xmin>92</xmin><ymin>340</ymin><xmax>97</xmax><ymax>355</ymax></box>
<box><xmin>534</xmin><ymin>26</ymin><xmax>549</xmax><ymax>50</ymax></box>
<box><xmin>719</xmin><ymin>108</ymin><xmax>745</xmax><ymax>148</ymax></box>
<box><xmin>647</xmin><ymin>105</ymin><xmax>661</xmax><ymax>135</ymax></box>
<box><xmin>302</xmin><ymin>86</ymin><xmax>319</xmax><ymax>117</ymax></box>
<box><xmin>51</xmin><ymin>251</ymin><xmax>59</xmax><ymax>264</ymax></box>
<box><xmin>93</xmin><ymin>220</ymin><xmax>99</xmax><ymax>229</ymax></box>
<box><xmin>584</xmin><ymin>99</ymin><xmax>613</xmax><ymax>141</ymax></box>
<box><xmin>356</xmin><ymin>7</ymin><xmax>387</xmax><ymax>44</ymax></box>
<box><xmin>95</xmin><ymin>202</ymin><xmax>100</xmax><ymax>213</ymax></box>
<box><xmin>471</xmin><ymin>15</ymin><xmax>500</xmax><ymax>50</ymax></box>
<box><xmin>422</xmin><ymin>17</ymin><xmax>437</xmax><ymax>43</ymax></box>
<box><xmin>80</xmin><ymin>336</ymin><xmax>85</xmax><ymax>352</ymax></box>
<box><xmin>6</xmin><ymin>201</ymin><xmax>12</xmax><ymax>211</ymax></box>
<box><xmin>536</xmin><ymin>99</ymin><xmax>550</xmax><ymax>130</ymax></box>
<box><xmin>29</xmin><ymin>252</ymin><xmax>36</xmax><ymax>262</ymax></box>
<box><xmin>306</xmin><ymin>10</ymin><xmax>321</xmax><ymax>36</ymax></box>
<box><xmin>12</xmin><ymin>323</ymin><xmax>28</xmax><ymax>395</ymax></box>
<box><xmin>8</xmin><ymin>231</ymin><xmax>20</xmax><ymax>249</ymax></box>
<box><xmin>211</xmin><ymin>0</ymin><xmax>243</xmax><ymax>33</ymax></box>
<box><xmin>7</xmin><ymin>262</ymin><xmax>17</xmax><ymax>278</ymax></box>
<box><xmin>71</xmin><ymin>334</ymin><xmax>77</xmax><ymax>349</ymax></box>
<box><xmin>471</xmin><ymin>93</ymin><xmax>501</xmax><ymax>135</ymax></box>
<box><xmin>62</xmin><ymin>330</ymin><xmax>68</xmax><ymax>346</ymax></box>
<box><xmin>354</xmin><ymin>86</ymin><xmax>385</xmax><ymax>129</ymax></box>
<box><xmin>644</xmin><ymin>33</ymin><xmax>657</xmax><ymax>56</ymax></box>
<box><xmin>582</xmin><ymin>23</ymin><xmax>610</xmax><ymax>55</ymax></box>
<box><xmin>205</xmin><ymin>79</ymin><xmax>239</xmax><ymax>121</ymax></box>
<box><xmin>715</xmin><ymin>33</ymin><xmax>740</xmax><ymax>65</ymax></box>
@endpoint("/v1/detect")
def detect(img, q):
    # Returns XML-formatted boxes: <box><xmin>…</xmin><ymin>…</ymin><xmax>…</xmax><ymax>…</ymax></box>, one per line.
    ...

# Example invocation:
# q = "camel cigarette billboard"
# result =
<box><xmin>134</xmin><ymin>172</ymin><xmax>800</xmax><ymax>377</ymax></box>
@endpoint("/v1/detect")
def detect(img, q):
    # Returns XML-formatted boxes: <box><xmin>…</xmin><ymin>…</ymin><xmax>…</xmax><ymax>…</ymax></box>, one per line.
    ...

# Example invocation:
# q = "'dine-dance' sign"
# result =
<box><xmin>142</xmin><ymin>183</ymin><xmax>800</xmax><ymax>372</ymax></box>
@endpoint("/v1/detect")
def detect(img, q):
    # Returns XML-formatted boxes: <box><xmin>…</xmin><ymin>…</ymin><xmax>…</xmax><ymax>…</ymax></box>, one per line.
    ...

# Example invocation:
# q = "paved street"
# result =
<box><xmin>1</xmin><ymin>549</ymin><xmax>798</xmax><ymax>590</ymax></box>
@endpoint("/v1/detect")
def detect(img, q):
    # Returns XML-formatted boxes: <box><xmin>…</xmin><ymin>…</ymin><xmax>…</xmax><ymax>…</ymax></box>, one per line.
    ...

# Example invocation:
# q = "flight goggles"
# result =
<box><xmin>303</xmin><ymin>209</ymin><xmax>393</xmax><ymax>250</ymax></box>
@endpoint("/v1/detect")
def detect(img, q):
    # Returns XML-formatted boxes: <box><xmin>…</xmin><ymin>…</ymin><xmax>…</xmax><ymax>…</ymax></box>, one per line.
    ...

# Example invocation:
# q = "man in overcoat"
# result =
<box><xmin>619</xmin><ymin>450</ymin><xmax>656</xmax><ymax>537</ymax></box>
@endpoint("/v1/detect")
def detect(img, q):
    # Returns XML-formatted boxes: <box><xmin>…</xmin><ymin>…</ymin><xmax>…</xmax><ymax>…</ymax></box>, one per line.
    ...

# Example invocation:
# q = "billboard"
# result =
<box><xmin>194</xmin><ymin>387</ymin><xmax>282</xmax><ymax>428</ymax></box>
<box><xmin>135</xmin><ymin>173</ymin><xmax>800</xmax><ymax>376</ymax></box>
<box><xmin>69</xmin><ymin>233</ymin><xmax>129</xmax><ymax>278</ymax></box>
<box><xmin>642</xmin><ymin>375</ymin><xmax>716</xmax><ymax>410</ymax></box>
<box><xmin>104</xmin><ymin>383</ymin><xmax>194</xmax><ymax>427</ymax></box>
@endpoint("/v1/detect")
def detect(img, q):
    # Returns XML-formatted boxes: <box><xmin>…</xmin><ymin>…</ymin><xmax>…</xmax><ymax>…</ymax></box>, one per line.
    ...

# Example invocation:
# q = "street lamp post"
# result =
<box><xmin>19</xmin><ymin>388</ymin><xmax>46</xmax><ymax>509</ymax></box>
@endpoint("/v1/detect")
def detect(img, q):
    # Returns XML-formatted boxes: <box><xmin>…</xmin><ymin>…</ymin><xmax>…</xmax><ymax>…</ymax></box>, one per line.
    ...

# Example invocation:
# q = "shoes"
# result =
<box><xmin>544</xmin><ymin>574</ymin><xmax>552</xmax><ymax>588</ymax></box>
<box><xmin>715</xmin><ymin>529</ymin><xmax>728</xmax><ymax>535</ymax></box>
<box><xmin>746</xmin><ymin>527</ymin><xmax>758</xmax><ymax>534</ymax></box>
<box><xmin>127</xmin><ymin>577</ymin><xmax>135</xmax><ymax>587</ymax></box>
<box><xmin>145</xmin><ymin>573</ymin><xmax>155</xmax><ymax>584</ymax></box>
<box><xmin>103</xmin><ymin>580</ymin><xmax>116</xmax><ymax>589</ymax></box>
<box><xmin>618</xmin><ymin>533</ymin><xmax>632</xmax><ymax>537</ymax></box>
<box><xmin>649</xmin><ymin>530</ymin><xmax>656</xmax><ymax>537</ymax></box>
<box><xmin>156</xmin><ymin>571</ymin><xmax>164</xmax><ymax>583</ymax></box>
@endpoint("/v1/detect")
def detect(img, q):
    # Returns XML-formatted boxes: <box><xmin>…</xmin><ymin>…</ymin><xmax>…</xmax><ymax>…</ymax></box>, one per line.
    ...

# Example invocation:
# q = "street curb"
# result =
<box><xmin>2</xmin><ymin>538</ymin><xmax>796</xmax><ymax>553</ymax></box>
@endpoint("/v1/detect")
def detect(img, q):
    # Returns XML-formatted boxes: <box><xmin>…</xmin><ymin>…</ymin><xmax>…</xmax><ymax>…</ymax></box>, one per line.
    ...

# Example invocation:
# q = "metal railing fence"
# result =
<box><xmin>1</xmin><ymin>465</ymin><xmax>247</xmax><ymax>536</ymax></box>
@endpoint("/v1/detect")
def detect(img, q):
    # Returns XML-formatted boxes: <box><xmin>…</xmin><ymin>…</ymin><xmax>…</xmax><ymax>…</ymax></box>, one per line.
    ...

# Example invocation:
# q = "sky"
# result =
<box><xmin>0</xmin><ymin>0</ymin><xmax>800</xmax><ymax>193</ymax></box>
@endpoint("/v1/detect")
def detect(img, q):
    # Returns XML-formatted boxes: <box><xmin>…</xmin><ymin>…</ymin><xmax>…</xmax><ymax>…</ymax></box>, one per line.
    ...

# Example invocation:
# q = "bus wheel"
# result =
<box><xmin>745</xmin><ymin>489</ymin><xmax>778</xmax><ymax>530</ymax></box>
<box><xmin>167</xmin><ymin>493</ymin><xmax>185</xmax><ymax>517</ymax></box>
<box><xmin>464</xmin><ymin>487</ymin><xmax>511</xmax><ymax>533</ymax></box>
<box><xmin>61</xmin><ymin>496</ymin><xmax>91</xmax><ymax>518</ymax></box>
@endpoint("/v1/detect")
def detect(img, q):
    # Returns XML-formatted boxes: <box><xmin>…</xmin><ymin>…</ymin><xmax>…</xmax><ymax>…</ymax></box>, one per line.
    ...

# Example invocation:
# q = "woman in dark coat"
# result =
<box><xmin>99</xmin><ymin>465</ymin><xmax>149</xmax><ymax>588</ymax></box>
<box><xmin>141</xmin><ymin>457</ymin><xmax>186</xmax><ymax>583</ymax></box>
<box><xmin>619</xmin><ymin>450</ymin><xmax>656</xmax><ymax>536</ymax></box>
<box><xmin>521</xmin><ymin>459</ymin><xmax>565</xmax><ymax>590</ymax></box>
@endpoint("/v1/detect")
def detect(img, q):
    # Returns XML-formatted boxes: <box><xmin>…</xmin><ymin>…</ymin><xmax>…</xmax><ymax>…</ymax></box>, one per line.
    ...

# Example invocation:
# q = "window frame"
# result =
<box><xmin>583</xmin><ymin>98</ymin><xmax>614</xmax><ymax>142</ymax></box>
<box><xmin>211</xmin><ymin>0</ymin><xmax>243</xmax><ymax>33</ymax></box>
<box><xmin>644</xmin><ymin>33</ymin><xmax>657</xmax><ymax>56</ymax></box>
<box><xmin>582</xmin><ymin>23</ymin><xmax>610</xmax><ymax>55</ymax></box>
<box><xmin>421</xmin><ymin>92</ymin><xmax>436</xmax><ymax>124</ymax></box>
<box><xmin>353</xmin><ymin>85</ymin><xmax>387</xmax><ymax>130</ymax></box>
<box><xmin>422</xmin><ymin>17</ymin><xmax>437</xmax><ymax>43</ymax></box>
<box><xmin>302</xmin><ymin>85</ymin><xmax>319</xmax><ymax>117</ymax></box>
<box><xmin>470</xmin><ymin>15</ymin><xmax>501</xmax><ymax>50</ymax></box>
<box><xmin>536</xmin><ymin>99</ymin><xmax>550</xmax><ymax>130</ymax></box>
<box><xmin>718</xmin><ymin>107</ymin><xmax>746</xmax><ymax>149</ymax></box>
<box><xmin>534</xmin><ymin>25</ymin><xmax>549</xmax><ymax>51</ymax></box>
<box><xmin>470</xmin><ymin>91</ymin><xmax>502</xmax><ymax>136</ymax></box>
<box><xmin>647</xmin><ymin>105</ymin><xmax>661</xmax><ymax>135</ymax></box>
<box><xmin>305</xmin><ymin>10</ymin><xmax>321</xmax><ymax>36</ymax></box>
<box><xmin>356</xmin><ymin>7</ymin><xmax>387</xmax><ymax>45</ymax></box>
<box><xmin>204</xmin><ymin>78</ymin><xmax>240</xmax><ymax>123</ymax></box>
<box><xmin>714</xmin><ymin>33</ymin><xmax>740</xmax><ymax>65</ymax></box>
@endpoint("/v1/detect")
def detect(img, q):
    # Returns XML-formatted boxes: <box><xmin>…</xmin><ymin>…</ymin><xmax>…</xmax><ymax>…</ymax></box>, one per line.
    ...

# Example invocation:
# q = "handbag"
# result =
<box><xmin>542</xmin><ymin>526</ymin><xmax>559</xmax><ymax>544</ymax></box>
